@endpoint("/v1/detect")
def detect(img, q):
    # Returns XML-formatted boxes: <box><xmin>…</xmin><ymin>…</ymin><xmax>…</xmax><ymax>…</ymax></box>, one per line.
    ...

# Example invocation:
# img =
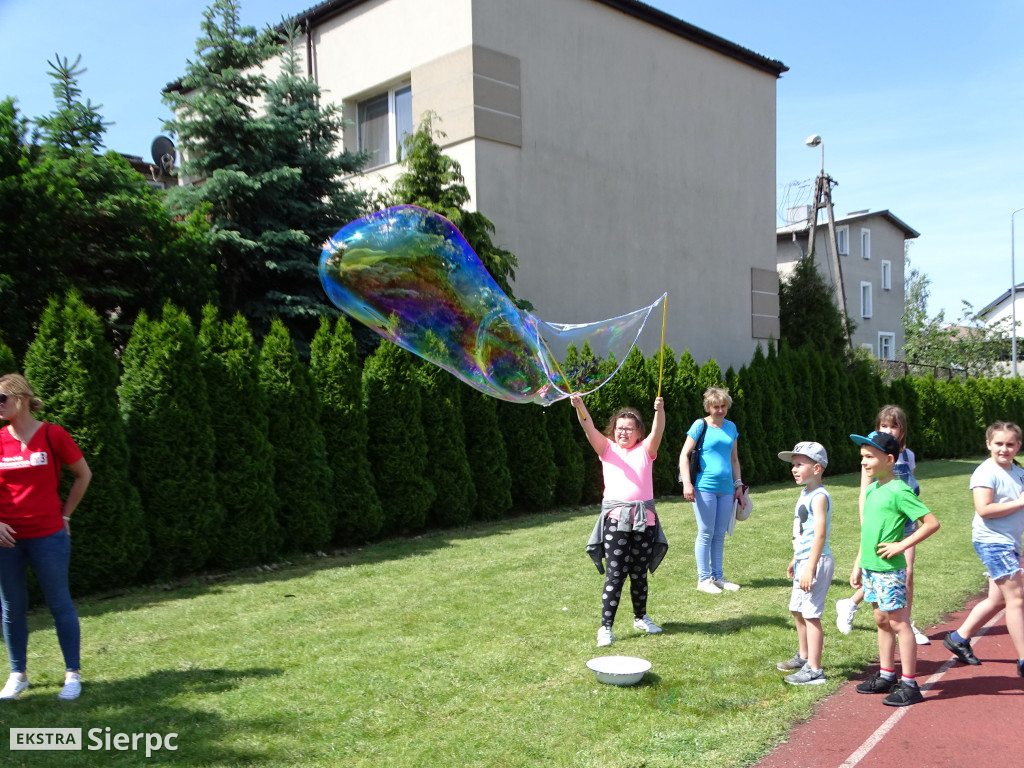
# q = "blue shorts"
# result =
<box><xmin>903</xmin><ymin>518</ymin><xmax>919</xmax><ymax>539</ymax></box>
<box><xmin>862</xmin><ymin>568</ymin><xmax>908</xmax><ymax>612</ymax></box>
<box><xmin>974</xmin><ymin>541</ymin><xmax>1023</xmax><ymax>583</ymax></box>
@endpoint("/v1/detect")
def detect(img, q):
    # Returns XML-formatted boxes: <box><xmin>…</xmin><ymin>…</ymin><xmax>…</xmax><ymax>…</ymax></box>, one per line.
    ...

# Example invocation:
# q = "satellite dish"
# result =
<box><xmin>151</xmin><ymin>136</ymin><xmax>175</xmax><ymax>175</ymax></box>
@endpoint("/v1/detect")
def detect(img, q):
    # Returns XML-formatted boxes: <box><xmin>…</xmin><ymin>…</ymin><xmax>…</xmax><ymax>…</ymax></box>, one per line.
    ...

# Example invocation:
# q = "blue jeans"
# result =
<box><xmin>693</xmin><ymin>490</ymin><xmax>733</xmax><ymax>581</ymax></box>
<box><xmin>0</xmin><ymin>529</ymin><xmax>80</xmax><ymax>673</ymax></box>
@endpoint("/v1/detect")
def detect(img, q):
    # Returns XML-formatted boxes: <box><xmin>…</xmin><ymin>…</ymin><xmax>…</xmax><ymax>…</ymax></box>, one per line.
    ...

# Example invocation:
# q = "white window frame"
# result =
<box><xmin>878</xmin><ymin>332</ymin><xmax>895</xmax><ymax>360</ymax></box>
<box><xmin>356</xmin><ymin>83</ymin><xmax>413</xmax><ymax>169</ymax></box>
<box><xmin>836</xmin><ymin>225</ymin><xmax>849</xmax><ymax>256</ymax></box>
<box><xmin>881</xmin><ymin>259</ymin><xmax>892</xmax><ymax>291</ymax></box>
<box><xmin>860</xmin><ymin>281</ymin><xmax>873</xmax><ymax>319</ymax></box>
<box><xmin>861</xmin><ymin>228</ymin><xmax>871</xmax><ymax>260</ymax></box>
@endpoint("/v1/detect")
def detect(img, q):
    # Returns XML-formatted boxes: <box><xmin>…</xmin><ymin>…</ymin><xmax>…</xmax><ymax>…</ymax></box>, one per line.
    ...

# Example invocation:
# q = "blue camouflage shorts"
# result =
<box><xmin>861</xmin><ymin>567</ymin><xmax>908</xmax><ymax>612</ymax></box>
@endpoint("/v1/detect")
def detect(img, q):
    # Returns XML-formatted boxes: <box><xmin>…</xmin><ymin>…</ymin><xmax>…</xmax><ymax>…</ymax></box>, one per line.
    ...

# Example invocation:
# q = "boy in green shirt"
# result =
<box><xmin>849</xmin><ymin>431</ymin><xmax>940</xmax><ymax>706</ymax></box>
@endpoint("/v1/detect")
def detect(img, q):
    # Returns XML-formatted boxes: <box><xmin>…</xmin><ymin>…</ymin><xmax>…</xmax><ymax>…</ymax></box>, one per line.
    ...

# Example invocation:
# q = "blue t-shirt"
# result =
<box><xmin>687</xmin><ymin>418</ymin><xmax>738</xmax><ymax>494</ymax></box>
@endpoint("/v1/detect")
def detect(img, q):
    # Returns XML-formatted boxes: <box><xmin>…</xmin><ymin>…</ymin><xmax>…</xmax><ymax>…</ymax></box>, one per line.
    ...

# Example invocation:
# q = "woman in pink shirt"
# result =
<box><xmin>573</xmin><ymin>393</ymin><xmax>666</xmax><ymax>648</ymax></box>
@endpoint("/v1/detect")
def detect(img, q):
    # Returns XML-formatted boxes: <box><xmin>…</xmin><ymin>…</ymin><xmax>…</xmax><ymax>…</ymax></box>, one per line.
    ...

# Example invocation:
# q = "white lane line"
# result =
<box><xmin>838</xmin><ymin>610</ymin><xmax>1004</xmax><ymax>768</ymax></box>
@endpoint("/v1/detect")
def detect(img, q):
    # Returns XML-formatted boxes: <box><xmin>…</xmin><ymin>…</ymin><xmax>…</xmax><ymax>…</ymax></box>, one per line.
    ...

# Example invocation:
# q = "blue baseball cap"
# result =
<box><xmin>849</xmin><ymin>431</ymin><xmax>900</xmax><ymax>459</ymax></box>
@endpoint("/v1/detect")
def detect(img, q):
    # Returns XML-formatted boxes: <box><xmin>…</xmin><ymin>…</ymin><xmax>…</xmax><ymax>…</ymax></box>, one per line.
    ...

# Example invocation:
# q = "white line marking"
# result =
<box><xmin>838</xmin><ymin>611</ymin><xmax>1004</xmax><ymax>768</ymax></box>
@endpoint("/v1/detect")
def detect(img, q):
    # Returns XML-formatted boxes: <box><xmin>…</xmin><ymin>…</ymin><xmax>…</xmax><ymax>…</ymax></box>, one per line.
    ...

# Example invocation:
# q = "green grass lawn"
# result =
<box><xmin>0</xmin><ymin>459</ymin><xmax>988</xmax><ymax>767</ymax></box>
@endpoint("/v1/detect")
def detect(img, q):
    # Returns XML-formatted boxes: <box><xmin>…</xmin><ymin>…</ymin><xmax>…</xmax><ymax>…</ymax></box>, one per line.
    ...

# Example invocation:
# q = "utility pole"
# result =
<box><xmin>804</xmin><ymin>135</ymin><xmax>851</xmax><ymax>348</ymax></box>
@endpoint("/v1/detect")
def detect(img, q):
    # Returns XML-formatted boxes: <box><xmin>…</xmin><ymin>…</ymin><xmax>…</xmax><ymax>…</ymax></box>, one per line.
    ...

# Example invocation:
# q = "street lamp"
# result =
<box><xmin>1013</xmin><ymin>207</ymin><xmax>1024</xmax><ymax>377</ymax></box>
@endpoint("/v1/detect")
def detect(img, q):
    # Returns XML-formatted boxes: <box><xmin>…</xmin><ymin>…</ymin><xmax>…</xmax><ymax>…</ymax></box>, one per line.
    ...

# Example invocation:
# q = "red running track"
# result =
<box><xmin>754</xmin><ymin>598</ymin><xmax>1023</xmax><ymax>768</ymax></box>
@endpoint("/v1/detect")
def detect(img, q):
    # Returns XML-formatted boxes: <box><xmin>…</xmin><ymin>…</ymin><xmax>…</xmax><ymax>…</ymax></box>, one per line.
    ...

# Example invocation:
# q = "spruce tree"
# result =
<box><xmin>309</xmin><ymin>317</ymin><xmax>383</xmax><ymax>540</ymax></box>
<box><xmin>779</xmin><ymin>255</ymin><xmax>854</xmax><ymax>358</ymax></box>
<box><xmin>389</xmin><ymin>113</ymin><xmax>528</xmax><ymax>308</ymax></box>
<box><xmin>163</xmin><ymin>0</ymin><xmax>283</xmax><ymax>328</ymax></box>
<box><xmin>646</xmin><ymin>345</ymin><xmax>683</xmax><ymax>496</ymax></box>
<box><xmin>258</xmin><ymin>319</ymin><xmax>334</xmax><ymax>552</ymax></box>
<box><xmin>460</xmin><ymin>387</ymin><xmax>513</xmax><ymax>521</ymax></box>
<box><xmin>23</xmin><ymin>291</ymin><xmax>148</xmax><ymax>593</ymax></box>
<box><xmin>415</xmin><ymin>345</ymin><xmax>477</xmax><ymax>528</ymax></box>
<box><xmin>497</xmin><ymin>401</ymin><xmax>556</xmax><ymax>510</ymax></box>
<box><xmin>362</xmin><ymin>340</ymin><xmax>434</xmax><ymax>531</ymax></box>
<box><xmin>198</xmin><ymin>305</ymin><xmax>280</xmax><ymax>567</ymax></box>
<box><xmin>119</xmin><ymin>304</ymin><xmax>222</xmax><ymax>579</ymax></box>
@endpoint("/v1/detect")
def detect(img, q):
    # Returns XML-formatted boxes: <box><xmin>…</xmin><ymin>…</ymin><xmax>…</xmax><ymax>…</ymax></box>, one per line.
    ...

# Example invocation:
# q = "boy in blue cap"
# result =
<box><xmin>849</xmin><ymin>431</ymin><xmax>940</xmax><ymax>706</ymax></box>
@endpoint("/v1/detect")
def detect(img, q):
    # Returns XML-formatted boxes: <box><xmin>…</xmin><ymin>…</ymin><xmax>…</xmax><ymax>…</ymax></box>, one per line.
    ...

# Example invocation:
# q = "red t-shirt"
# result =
<box><xmin>0</xmin><ymin>423</ymin><xmax>82</xmax><ymax>539</ymax></box>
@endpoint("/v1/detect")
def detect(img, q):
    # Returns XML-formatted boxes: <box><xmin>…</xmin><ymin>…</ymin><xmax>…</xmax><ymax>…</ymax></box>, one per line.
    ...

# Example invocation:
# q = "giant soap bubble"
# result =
<box><xmin>319</xmin><ymin>205</ymin><xmax>664</xmax><ymax>405</ymax></box>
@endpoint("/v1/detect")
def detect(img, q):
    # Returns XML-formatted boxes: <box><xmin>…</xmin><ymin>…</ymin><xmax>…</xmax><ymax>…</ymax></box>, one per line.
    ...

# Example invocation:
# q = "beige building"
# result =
<box><xmin>285</xmin><ymin>0</ymin><xmax>787</xmax><ymax>370</ymax></box>
<box><xmin>777</xmin><ymin>209</ymin><xmax>919</xmax><ymax>360</ymax></box>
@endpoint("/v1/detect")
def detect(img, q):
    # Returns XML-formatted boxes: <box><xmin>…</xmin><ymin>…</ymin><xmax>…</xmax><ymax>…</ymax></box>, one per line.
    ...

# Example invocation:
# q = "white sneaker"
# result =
<box><xmin>57</xmin><ymin>673</ymin><xmax>81</xmax><ymax>701</ymax></box>
<box><xmin>597</xmin><ymin>626</ymin><xmax>615</xmax><ymax>647</ymax></box>
<box><xmin>713</xmin><ymin>578</ymin><xmax>741</xmax><ymax>592</ymax></box>
<box><xmin>911</xmin><ymin>620</ymin><xmax>931</xmax><ymax>645</ymax></box>
<box><xmin>836</xmin><ymin>598</ymin><xmax>859</xmax><ymax>635</ymax></box>
<box><xmin>697</xmin><ymin>579</ymin><xmax>722</xmax><ymax>594</ymax></box>
<box><xmin>0</xmin><ymin>673</ymin><xmax>28</xmax><ymax>700</ymax></box>
<box><xmin>633</xmin><ymin>615</ymin><xmax>662</xmax><ymax>633</ymax></box>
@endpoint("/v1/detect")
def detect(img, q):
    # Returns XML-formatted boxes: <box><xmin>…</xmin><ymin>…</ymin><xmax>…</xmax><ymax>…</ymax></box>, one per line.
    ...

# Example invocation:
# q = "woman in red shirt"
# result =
<box><xmin>0</xmin><ymin>374</ymin><xmax>91</xmax><ymax>701</ymax></box>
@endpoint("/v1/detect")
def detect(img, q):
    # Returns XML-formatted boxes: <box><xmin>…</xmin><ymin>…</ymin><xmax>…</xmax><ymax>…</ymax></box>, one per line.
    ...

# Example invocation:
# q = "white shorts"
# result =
<box><xmin>789</xmin><ymin>554</ymin><xmax>835</xmax><ymax>619</ymax></box>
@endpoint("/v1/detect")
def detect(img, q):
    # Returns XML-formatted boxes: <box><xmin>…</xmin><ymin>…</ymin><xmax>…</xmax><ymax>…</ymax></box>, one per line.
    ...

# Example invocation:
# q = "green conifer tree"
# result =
<box><xmin>0</xmin><ymin>338</ymin><xmax>17</xmax><ymax>374</ymax></box>
<box><xmin>198</xmin><ymin>305</ymin><xmax>280</xmax><ymax>567</ymax></box>
<box><xmin>415</xmin><ymin>346</ymin><xmax>477</xmax><ymax>528</ymax></box>
<box><xmin>646</xmin><ymin>345</ymin><xmax>682</xmax><ymax>496</ymax></box>
<box><xmin>461</xmin><ymin>387</ymin><xmax>513</xmax><ymax>520</ymax></box>
<box><xmin>258</xmin><ymin>319</ymin><xmax>333</xmax><ymax>552</ymax></box>
<box><xmin>362</xmin><ymin>340</ymin><xmax>434</xmax><ymax>531</ymax></box>
<box><xmin>309</xmin><ymin>317</ymin><xmax>383</xmax><ymax>540</ymax></box>
<box><xmin>497</xmin><ymin>401</ymin><xmax>557</xmax><ymax>510</ymax></box>
<box><xmin>547</xmin><ymin>400</ymin><xmax>585</xmax><ymax>506</ymax></box>
<box><xmin>23</xmin><ymin>291</ymin><xmax>148</xmax><ymax>592</ymax></box>
<box><xmin>118</xmin><ymin>304</ymin><xmax>222</xmax><ymax>579</ymax></box>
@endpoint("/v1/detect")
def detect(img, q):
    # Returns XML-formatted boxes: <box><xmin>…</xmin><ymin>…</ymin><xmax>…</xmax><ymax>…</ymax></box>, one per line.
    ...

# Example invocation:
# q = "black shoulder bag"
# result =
<box><xmin>681</xmin><ymin>419</ymin><xmax>708</xmax><ymax>485</ymax></box>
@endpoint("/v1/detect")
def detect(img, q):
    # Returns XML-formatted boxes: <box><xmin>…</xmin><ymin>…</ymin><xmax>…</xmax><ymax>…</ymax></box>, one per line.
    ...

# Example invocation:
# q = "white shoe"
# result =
<box><xmin>836</xmin><ymin>598</ymin><xmax>859</xmax><ymax>635</ymax></box>
<box><xmin>911</xmin><ymin>620</ymin><xmax>931</xmax><ymax>645</ymax></box>
<box><xmin>713</xmin><ymin>578</ymin><xmax>741</xmax><ymax>592</ymax></box>
<box><xmin>57</xmin><ymin>673</ymin><xmax>81</xmax><ymax>701</ymax></box>
<box><xmin>697</xmin><ymin>579</ymin><xmax>722</xmax><ymax>594</ymax></box>
<box><xmin>0</xmin><ymin>673</ymin><xmax>28</xmax><ymax>700</ymax></box>
<box><xmin>597</xmin><ymin>626</ymin><xmax>615</xmax><ymax>647</ymax></box>
<box><xmin>633</xmin><ymin>615</ymin><xmax>662</xmax><ymax>633</ymax></box>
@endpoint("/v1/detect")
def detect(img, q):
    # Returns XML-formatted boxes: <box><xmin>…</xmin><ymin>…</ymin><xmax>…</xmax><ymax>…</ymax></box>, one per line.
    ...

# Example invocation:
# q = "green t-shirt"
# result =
<box><xmin>860</xmin><ymin>478</ymin><xmax>930</xmax><ymax>572</ymax></box>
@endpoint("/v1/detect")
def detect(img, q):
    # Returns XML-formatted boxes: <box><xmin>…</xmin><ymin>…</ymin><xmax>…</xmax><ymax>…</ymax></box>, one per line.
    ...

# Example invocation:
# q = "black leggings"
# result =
<box><xmin>600</xmin><ymin>516</ymin><xmax>657</xmax><ymax>627</ymax></box>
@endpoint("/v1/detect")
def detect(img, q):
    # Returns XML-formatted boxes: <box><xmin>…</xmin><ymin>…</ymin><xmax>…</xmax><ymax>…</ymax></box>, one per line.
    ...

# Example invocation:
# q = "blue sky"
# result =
<box><xmin>2</xmin><ymin>0</ymin><xmax>1022</xmax><ymax>320</ymax></box>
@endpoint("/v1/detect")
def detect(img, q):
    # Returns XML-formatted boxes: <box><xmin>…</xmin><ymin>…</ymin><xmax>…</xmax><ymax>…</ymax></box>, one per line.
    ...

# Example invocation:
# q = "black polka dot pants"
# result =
<box><xmin>600</xmin><ymin>516</ymin><xmax>657</xmax><ymax>628</ymax></box>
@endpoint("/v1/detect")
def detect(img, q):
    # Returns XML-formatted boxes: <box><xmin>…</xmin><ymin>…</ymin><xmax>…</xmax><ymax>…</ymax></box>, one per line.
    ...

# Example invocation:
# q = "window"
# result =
<box><xmin>860</xmin><ymin>281</ymin><xmax>873</xmax><ymax>318</ymax></box>
<box><xmin>878</xmin><ymin>333</ymin><xmax>895</xmax><ymax>360</ymax></box>
<box><xmin>836</xmin><ymin>226</ymin><xmax>849</xmax><ymax>255</ymax></box>
<box><xmin>881</xmin><ymin>260</ymin><xmax>892</xmax><ymax>290</ymax></box>
<box><xmin>357</xmin><ymin>84</ymin><xmax>413</xmax><ymax>169</ymax></box>
<box><xmin>861</xmin><ymin>228</ymin><xmax>871</xmax><ymax>259</ymax></box>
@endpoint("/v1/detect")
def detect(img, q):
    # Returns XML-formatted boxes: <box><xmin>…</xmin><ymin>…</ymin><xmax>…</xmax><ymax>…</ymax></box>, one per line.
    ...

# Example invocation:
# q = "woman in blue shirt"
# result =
<box><xmin>679</xmin><ymin>387</ymin><xmax>746</xmax><ymax>593</ymax></box>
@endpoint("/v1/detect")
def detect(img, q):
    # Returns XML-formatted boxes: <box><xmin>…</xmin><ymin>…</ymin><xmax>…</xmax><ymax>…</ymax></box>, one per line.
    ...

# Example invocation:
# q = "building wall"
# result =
<box><xmin>777</xmin><ymin>214</ymin><xmax>909</xmax><ymax>358</ymax></box>
<box><xmin>306</xmin><ymin>0</ymin><xmax>781</xmax><ymax>371</ymax></box>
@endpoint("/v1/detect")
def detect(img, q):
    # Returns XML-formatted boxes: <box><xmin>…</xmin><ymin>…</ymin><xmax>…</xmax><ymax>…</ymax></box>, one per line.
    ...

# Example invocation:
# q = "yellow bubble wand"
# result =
<box><xmin>656</xmin><ymin>295</ymin><xmax>667</xmax><ymax>398</ymax></box>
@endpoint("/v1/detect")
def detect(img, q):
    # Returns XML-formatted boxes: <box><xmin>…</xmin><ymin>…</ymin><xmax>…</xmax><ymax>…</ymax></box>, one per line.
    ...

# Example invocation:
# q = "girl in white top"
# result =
<box><xmin>943</xmin><ymin>421</ymin><xmax>1024</xmax><ymax>677</ymax></box>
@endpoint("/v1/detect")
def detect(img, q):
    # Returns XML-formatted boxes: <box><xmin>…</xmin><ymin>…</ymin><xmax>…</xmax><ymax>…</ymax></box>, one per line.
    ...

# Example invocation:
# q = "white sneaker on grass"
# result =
<box><xmin>776</xmin><ymin>653</ymin><xmax>807</xmax><ymax>671</ymax></box>
<box><xmin>697</xmin><ymin>579</ymin><xmax>722</xmax><ymax>594</ymax></box>
<box><xmin>836</xmin><ymin>598</ymin><xmax>859</xmax><ymax>635</ymax></box>
<box><xmin>0</xmin><ymin>673</ymin><xmax>28</xmax><ymax>700</ymax></box>
<box><xmin>597</xmin><ymin>626</ymin><xmax>615</xmax><ymax>647</ymax></box>
<box><xmin>713</xmin><ymin>578</ymin><xmax>741</xmax><ymax>592</ymax></box>
<box><xmin>58</xmin><ymin>673</ymin><xmax>81</xmax><ymax>701</ymax></box>
<box><xmin>910</xmin><ymin>620</ymin><xmax>931</xmax><ymax>645</ymax></box>
<box><xmin>633</xmin><ymin>615</ymin><xmax>662</xmax><ymax>634</ymax></box>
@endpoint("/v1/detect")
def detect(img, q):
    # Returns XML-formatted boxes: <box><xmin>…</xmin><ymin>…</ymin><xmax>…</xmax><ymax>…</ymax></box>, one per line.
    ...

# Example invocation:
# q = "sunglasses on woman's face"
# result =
<box><xmin>0</xmin><ymin>393</ymin><xmax>13</xmax><ymax>405</ymax></box>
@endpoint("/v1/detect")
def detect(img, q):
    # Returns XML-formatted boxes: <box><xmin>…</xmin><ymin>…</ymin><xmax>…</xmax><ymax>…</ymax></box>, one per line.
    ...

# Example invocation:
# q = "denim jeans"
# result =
<box><xmin>693</xmin><ymin>490</ymin><xmax>733</xmax><ymax>581</ymax></box>
<box><xmin>0</xmin><ymin>529</ymin><xmax>80</xmax><ymax>673</ymax></box>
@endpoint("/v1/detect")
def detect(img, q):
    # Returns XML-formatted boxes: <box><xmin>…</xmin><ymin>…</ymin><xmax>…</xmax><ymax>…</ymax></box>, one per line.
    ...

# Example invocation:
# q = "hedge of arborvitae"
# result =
<box><xmin>5</xmin><ymin>294</ymin><xmax>1024</xmax><ymax>594</ymax></box>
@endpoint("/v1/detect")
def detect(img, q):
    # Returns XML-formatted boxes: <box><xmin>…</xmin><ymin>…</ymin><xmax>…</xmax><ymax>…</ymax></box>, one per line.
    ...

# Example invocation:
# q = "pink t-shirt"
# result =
<box><xmin>601</xmin><ymin>441</ymin><xmax>656</xmax><ymax>525</ymax></box>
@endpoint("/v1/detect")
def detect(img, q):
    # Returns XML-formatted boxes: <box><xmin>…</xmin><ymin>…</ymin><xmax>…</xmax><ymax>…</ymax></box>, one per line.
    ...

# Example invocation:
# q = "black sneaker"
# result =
<box><xmin>883</xmin><ymin>681</ymin><xmax>924</xmax><ymax>707</ymax></box>
<box><xmin>855</xmin><ymin>671</ymin><xmax>896</xmax><ymax>694</ymax></box>
<box><xmin>942</xmin><ymin>632</ymin><xmax>981</xmax><ymax>665</ymax></box>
